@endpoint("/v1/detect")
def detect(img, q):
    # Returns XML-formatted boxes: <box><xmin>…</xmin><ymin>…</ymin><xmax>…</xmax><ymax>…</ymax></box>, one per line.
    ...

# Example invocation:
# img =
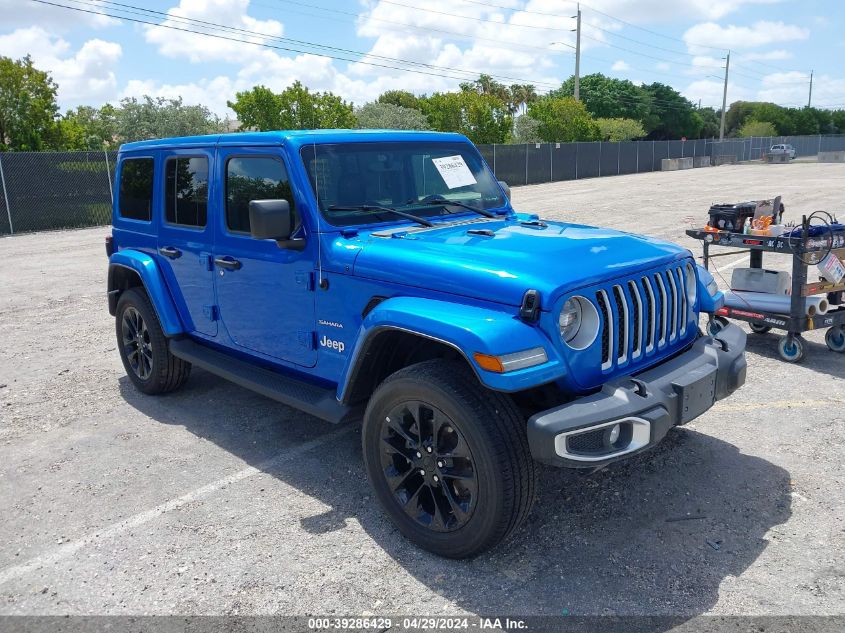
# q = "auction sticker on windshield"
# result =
<box><xmin>432</xmin><ymin>155</ymin><xmax>478</xmax><ymax>189</ymax></box>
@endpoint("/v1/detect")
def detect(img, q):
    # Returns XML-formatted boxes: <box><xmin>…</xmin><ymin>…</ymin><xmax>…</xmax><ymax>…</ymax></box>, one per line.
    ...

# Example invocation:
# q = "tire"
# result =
<box><xmin>362</xmin><ymin>359</ymin><xmax>536</xmax><ymax>558</ymax></box>
<box><xmin>777</xmin><ymin>335</ymin><xmax>805</xmax><ymax>363</ymax></box>
<box><xmin>749</xmin><ymin>322</ymin><xmax>772</xmax><ymax>334</ymax></box>
<box><xmin>825</xmin><ymin>326</ymin><xmax>845</xmax><ymax>353</ymax></box>
<box><xmin>115</xmin><ymin>288</ymin><xmax>191</xmax><ymax>395</ymax></box>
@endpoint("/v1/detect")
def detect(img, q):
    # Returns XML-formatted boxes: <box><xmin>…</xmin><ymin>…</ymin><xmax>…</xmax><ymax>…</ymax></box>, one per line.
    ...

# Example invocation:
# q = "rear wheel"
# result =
<box><xmin>825</xmin><ymin>326</ymin><xmax>845</xmax><ymax>353</ymax></box>
<box><xmin>116</xmin><ymin>288</ymin><xmax>191</xmax><ymax>394</ymax></box>
<box><xmin>749</xmin><ymin>322</ymin><xmax>772</xmax><ymax>334</ymax></box>
<box><xmin>362</xmin><ymin>360</ymin><xmax>536</xmax><ymax>558</ymax></box>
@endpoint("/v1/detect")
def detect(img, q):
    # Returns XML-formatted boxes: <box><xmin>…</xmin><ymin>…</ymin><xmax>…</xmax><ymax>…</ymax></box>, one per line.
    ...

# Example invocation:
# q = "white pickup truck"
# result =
<box><xmin>769</xmin><ymin>143</ymin><xmax>796</xmax><ymax>159</ymax></box>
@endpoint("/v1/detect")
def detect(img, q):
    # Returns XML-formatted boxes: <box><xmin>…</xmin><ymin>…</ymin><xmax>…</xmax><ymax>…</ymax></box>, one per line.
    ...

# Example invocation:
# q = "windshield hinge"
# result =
<box><xmin>519</xmin><ymin>289</ymin><xmax>541</xmax><ymax>322</ymax></box>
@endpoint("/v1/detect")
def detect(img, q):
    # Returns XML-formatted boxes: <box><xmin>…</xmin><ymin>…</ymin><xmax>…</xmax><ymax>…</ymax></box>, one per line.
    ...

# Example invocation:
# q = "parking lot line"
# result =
<box><xmin>0</xmin><ymin>426</ymin><xmax>354</xmax><ymax>587</ymax></box>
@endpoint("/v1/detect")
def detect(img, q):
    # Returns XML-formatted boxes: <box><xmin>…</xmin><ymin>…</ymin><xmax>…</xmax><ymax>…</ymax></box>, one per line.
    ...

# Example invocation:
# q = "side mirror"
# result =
<box><xmin>249</xmin><ymin>199</ymin><xmax>293</xmax><ymax>241</ymax></box>
<box><xmin>498</xmin><ymin>180</ymin><xmax>511</xmax><ymax>201</ymax></box>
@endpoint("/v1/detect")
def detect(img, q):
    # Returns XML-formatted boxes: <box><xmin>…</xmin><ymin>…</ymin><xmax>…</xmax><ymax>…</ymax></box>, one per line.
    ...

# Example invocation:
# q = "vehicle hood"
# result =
<box><xmin>351</xmin><ymin>218</ymin><xmax>690</xmax><ymax>309</ymax></box>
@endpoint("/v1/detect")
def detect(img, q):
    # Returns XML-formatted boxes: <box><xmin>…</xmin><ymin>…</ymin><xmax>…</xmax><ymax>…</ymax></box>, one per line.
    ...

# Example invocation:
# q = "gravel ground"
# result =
<box><xmin>0</xmin><ymin>162</ymin><xmax>843</xmax><ymax>621</ymax></box>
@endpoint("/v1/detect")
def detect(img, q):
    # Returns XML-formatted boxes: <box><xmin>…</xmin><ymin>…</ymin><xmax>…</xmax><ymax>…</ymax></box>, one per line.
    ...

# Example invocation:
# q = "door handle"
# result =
<box><xmin>214</xmin><ymin>256</ymin><xmax>242</xmax><ymax>271</ymax></box>
<box><xmin>159</xmin><ymin>246</ymin><xmax>182</xmax><ymax>259</ymax></box>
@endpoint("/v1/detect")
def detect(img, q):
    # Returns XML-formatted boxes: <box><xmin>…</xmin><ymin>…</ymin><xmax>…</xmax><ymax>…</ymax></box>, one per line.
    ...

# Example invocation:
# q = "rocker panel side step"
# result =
<box><xmin>169</xmin><ymin>338</ymin><xmax>357</xmax><ymax>424</ymax></box>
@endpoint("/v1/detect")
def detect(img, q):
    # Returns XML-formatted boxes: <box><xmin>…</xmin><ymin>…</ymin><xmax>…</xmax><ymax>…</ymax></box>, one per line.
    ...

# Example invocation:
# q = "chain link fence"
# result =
<box><xmin>1</xmin><ymin>135</ymin><xmax>844</xmax><ymax>236</ymax></box>
<box><xmin>478</xmin><ymin>134</ymin><xmax>845</xmax><ymax>188</ymax></box>
<box><xmin>0</xmin><ymin>151</ymin><xmax>116</xmax><ymax>236</ymax></box>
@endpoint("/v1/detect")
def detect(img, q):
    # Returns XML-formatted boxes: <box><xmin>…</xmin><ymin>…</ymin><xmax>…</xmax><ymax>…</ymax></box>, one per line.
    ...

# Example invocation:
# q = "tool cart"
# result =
<box><xmin>686</xmin><ymin>215</ymin><xmax>845</xmax><ymax>363</ymax></box>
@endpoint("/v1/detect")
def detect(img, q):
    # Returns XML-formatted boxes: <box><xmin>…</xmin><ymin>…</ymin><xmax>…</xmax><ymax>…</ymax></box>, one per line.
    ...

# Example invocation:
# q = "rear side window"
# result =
<box><xmin>118</xmin><ymin>158</ymin><xmax>154</xmax><ymax>221</ymax></box>
<box><xmin>165</xmin><ymin>156</ymin><xmax>208</xmax><ymax>227</ymax></box>
<box><xmin>226</xmin><ymin>156</ymin><xmax>295</xmax><ymax>233</ymax></box>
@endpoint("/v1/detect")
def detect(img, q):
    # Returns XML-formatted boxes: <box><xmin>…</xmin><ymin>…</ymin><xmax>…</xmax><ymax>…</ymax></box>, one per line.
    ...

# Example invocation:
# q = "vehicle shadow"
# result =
<box><xmin>119</xmin><ymin>370</ymin><xmax>791</xmax><ymax>618</ymax></box>
<box><xmin>743</xmin><ymin>325</ymin><xmax>845</xmax><ymax>379</ymax></box>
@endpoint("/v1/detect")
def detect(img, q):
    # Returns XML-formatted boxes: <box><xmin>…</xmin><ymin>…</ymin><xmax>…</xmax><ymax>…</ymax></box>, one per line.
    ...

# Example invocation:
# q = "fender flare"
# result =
<box><xmin>108</xmin><ymin>250</ymin><xmax>184</xmax><ymax>336</ymax></box>
<box><xmin>337</xmin><ymin>296</ymin><xmax>565</xmax><ymax>402</ymax></box>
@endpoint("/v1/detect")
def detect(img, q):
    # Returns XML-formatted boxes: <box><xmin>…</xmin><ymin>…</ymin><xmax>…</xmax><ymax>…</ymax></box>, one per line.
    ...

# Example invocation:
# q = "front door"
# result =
<box><xmin>213</xmin><ymin>148</ymin><xmax>317</xmax><ymax>368</ymax></box>
<box><xmin>157</xmin><ymin>150</ymin><xmax>217</xmax><ymax>337</ymax></box>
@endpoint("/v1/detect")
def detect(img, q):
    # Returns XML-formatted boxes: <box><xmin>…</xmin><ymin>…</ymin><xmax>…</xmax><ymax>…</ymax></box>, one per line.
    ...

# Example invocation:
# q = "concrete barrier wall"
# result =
<box><xmin>766</xmin><ymin>154</ymin><xmax>790</xmax><ymax>163</ymax></box>
<box><xmin>693</xmin><ymin>156</ymin><xmax>711</xmax><ymax>168</ymax></box>
<box><xmin>713</xmin><ymin>155</ymin><xmax>738</xmax><ymax>166</ymax></box>
<box><xmin>661</xmin><ymin>157</ymin><xmax>694</xmax><ymax>171</ymax></box>
<box><xmin>818</xmin><ymin>151</ymin><xmax>845</xmax><ymax>162</ymax></box>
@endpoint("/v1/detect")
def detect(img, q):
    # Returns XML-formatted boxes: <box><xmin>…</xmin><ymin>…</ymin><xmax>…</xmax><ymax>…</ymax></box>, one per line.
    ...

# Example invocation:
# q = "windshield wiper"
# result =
<box><xmin>405</xmin><ymin>196</ymin><xmax>497</xmax><ymax>218</ymax></box>
<box><xmin>327</xmin><ymin>204</ymin><xmax>434</xmax><ymax>227</ymax></box>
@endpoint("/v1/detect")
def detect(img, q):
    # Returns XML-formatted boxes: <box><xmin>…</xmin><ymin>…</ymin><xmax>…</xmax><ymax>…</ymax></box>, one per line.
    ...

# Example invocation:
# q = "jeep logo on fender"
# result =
<box><xmin>320</xmin><ymin>335</ymin><xmax>345</xmax><ymax>353</ymax></box>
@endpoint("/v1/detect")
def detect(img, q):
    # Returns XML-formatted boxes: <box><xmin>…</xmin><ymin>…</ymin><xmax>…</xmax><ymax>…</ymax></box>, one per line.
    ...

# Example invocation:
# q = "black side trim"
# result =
<box><xmin>169</xmin><ymin>338</ymin><xmax>359</xmax><ymax>424</ymax></box>
<box><xmin>362</xmin><ymin>296</ymin><xmax>387</xmax><ymax>318</ymax></box>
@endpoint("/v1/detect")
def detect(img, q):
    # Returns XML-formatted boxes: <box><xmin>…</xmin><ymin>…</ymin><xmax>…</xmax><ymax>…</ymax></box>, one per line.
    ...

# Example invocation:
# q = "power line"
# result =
<box><xmin>34</xmin><ymin>0</ymin><xmax>564</xmax><ymax>90</ymax></box>
<box><xmin>271</xmin><ymin>0</ymin><xmax>575</xmax><ymax>56</ymax></box>
<box><xmin>372</xmin><ymin>0</ymin><xmax>576</xmax><ymax>32</ymax></box>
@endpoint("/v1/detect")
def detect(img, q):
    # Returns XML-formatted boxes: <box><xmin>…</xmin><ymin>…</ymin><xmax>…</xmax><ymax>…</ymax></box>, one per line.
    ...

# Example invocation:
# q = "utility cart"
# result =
<box><xmin>686</xmin><ymin>215</ymin><xmax>845</xmax><ymax>363</ymax></box>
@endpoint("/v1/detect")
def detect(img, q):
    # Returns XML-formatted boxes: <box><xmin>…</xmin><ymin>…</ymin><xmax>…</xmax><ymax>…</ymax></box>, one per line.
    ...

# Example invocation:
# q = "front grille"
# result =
<box><xmin>595</xmin><ymin>263</ymin><xmax>693</xmax><ymax>373</ymax></box>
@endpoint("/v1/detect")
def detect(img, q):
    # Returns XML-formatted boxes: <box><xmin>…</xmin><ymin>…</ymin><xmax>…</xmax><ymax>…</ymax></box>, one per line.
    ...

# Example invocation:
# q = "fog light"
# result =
<box><xmin>607</xmin><ymin>423</ymin><xmax>621</xmax><ymax>445</ymax></box>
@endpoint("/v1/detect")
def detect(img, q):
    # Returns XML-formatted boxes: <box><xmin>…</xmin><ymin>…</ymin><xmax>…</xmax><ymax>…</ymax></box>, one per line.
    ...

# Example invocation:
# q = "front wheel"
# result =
<box><xmin>362</xmin><ymin>360</ymin><xmax>536</xmax><ymax>558</ymax></box>
<box><xmin>777</xmin><ymin>334</ymin><xmax>805</xmax><ymax>363</ymax></box>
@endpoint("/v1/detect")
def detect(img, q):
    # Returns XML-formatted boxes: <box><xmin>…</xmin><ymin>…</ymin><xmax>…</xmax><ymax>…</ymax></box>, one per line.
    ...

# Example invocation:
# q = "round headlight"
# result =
<box><xmin>559</xmin><ymin>298</ymin><xmax>582</xmax><ymax>342</ymax></box>
<box><xmin>685</xmin><ymin>263</ymin><xmax>697</xmax><ymax>305</ymax></box>
<box><xmin>559</xmin><ymin>296</ymin><xmax>600</xmax><ymax>350</ymax></box>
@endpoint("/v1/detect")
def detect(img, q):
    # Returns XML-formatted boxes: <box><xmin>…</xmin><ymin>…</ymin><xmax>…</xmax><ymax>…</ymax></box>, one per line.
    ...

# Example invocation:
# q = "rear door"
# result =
<box><xmin>157</xmin><ymin>149</ymin><xmax>218</xmax><ymax>337</ymax></box>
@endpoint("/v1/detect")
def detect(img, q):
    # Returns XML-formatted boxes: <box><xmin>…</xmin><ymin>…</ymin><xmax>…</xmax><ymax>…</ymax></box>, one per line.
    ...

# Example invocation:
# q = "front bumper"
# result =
<box><xmin>527</xmin><ymin>323</ymin><xmax>747</xmax><ymax>468</ymax></box>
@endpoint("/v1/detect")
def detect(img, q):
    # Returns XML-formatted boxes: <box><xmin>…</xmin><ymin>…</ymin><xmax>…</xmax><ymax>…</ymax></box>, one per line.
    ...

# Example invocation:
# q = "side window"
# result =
<box><xmin>226</xmin><ymin>156</ymin><xmax>296</xmax><ymax>234</ymax></box>
<box><xmin>165</xmin><ymin>156</ymin><xmax>208</xmax><ymax>228</ymax></box>
<box><xmin>118</xmin><ymin>158</ymin><xmax>154</xmax><ymax>221</ymax></box>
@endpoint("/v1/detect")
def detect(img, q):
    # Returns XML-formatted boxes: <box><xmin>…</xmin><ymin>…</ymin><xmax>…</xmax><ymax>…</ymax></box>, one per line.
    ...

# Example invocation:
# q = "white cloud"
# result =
<box><xmin>576</xmin><ymin>0</ymin><xmax>783</xmax><ymax>22</ymax></box>
<box><xmin>684</xmin><ymin>21</ymin><xmax>809</xmax><ymax>52</ymax></box>
<box><xmin>611</xmin><ymin>60</ymin><xmax>630</xmax><ymax>71</ymax></box>
<box><xmin>0</xmin><ymin>27</ymin><xmax>122</xmax><ymax>107</ymax></box>
<box><xmin>0</xmin><ymin>0</ymin><xmax>118</xmax><ymax>31</ymax></box>
<box><xmin>683</xmin><ymin>79</ymin><xmax>751</xmax><ymax>108</ymax></box>
<box><xmin>144</xmin><ymin>0</ymin><xmax>284</xmax><ymax>63</ymax></box>
<box><xmin>735</xmin><ymin>49</ymin><xmax>792</xmax><ymax>62</ymax></box>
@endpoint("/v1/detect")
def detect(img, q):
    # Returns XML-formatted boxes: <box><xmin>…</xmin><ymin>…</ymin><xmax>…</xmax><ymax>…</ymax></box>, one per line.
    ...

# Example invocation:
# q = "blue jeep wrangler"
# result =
<box><xmin>107</xmin><ymin>130</ymin><xmax>747</xmax><ymax>558</ymax></box>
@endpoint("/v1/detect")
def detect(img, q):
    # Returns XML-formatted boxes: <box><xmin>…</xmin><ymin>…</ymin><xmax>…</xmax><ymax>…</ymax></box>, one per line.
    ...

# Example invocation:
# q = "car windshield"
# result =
<box><xmin>300</xmin><ymin>141</ymin><xmax>506</xmax><ymax>227</ymax></box>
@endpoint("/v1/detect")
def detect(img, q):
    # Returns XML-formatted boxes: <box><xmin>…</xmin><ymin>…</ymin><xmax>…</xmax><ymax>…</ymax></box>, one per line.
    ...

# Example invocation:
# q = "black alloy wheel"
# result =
<box><xmin>121</xmin><ymin>306</ymin><xmax>153</xmax><ymax>380</ymax></box>
<box><xmin>380</xmin><ymin>400</ymin><xmax>478</xmax><ymax>532</ymax></box>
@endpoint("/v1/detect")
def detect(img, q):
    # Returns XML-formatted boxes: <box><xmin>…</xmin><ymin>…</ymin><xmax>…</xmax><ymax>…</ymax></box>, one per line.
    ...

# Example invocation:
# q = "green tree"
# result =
<box><xmin>831</xmin><ymin>110</ymin><xmax>845</xmax><ymax>134</ymax></box>
<box><xmin>58</xmin><ymin>104</ymin><xmax>118</xmax><ymax>149</ymax></box>
<box><xmin>512</xmin><ymin>115</ymin><xmax>542</xmax><ymax>143</ymax></box>
<box><xmin>595</xmin><ymin>117</ymin><xmax>646</xmax><ymax>141</ymax></box>
<box><xmin>228</xmin><ymin>81</ymin><xmax>355</xmax><ymax>131</ymax></box>
<box><xmin>698</xmin><ymin>107</ymin><xmax>720</xmax><ymax>138</ymax></box>
<box><xmin>419</xmin><ymin>91</ymin><xmax>512</xmax><ymax>143</ymax></box>
<box><xmin>552</xmin><ymin>74</ymin><xmax>651</xmax><ymax>123</ymax></box>
<box><xmin>526</xmin><ymin>95</ymin><xmax>599</xmax><ymax>142</ymax></box>
<box><xmin>355</xmin><ymin>102</ymin><xmax>428</xmax><ymax>130</ymax></box>
<box><xmin>640</xmin><ymin>83</ymin><xmax>701</xmax><ymax>139</ymax></box>
<box><xmin>738</xmin><ymin>119</ymin><xmax>778</xmax><ymax>137</ymax></box>
<box><xmin>377</xmin><ymin>90</ymin><xmax>421</xmax><ymax>110</ymax></box>
<box><xmin>227</xmin><ymin>85</ymin><xmax>283</xmax><ymax>131</ymax></box>
<box><xmin>115</xmin><ymin>96</ymin><xmax>222</xmax><ymax>142</ymax></box>
<box><xmin>0</xmin><ymin>54</ymin><xmax>59</xmax><ymax>151</ymax></box>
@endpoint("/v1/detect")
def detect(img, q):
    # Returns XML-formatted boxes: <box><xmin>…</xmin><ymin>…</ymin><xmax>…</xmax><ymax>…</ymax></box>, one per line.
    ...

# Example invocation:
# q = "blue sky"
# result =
<box><xmin>0</xmin><ymin>0</ymin><xmax>841</xmax><ymax>116</ymax></box>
